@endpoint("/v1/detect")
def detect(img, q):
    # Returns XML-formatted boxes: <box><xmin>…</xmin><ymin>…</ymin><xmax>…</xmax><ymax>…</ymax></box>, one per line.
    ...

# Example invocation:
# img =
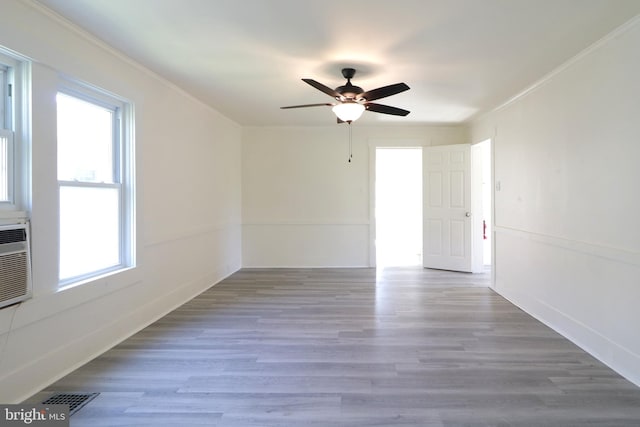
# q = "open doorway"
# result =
<box><xmin>471</xmin><ymin>139</ymin><xmax>492</xmax><ymax>269</ymax></box>
<box><xmin>375</xmin><ymin>148</ymin><xmax>422</xmax><ymax>267</ymax></box>
<box><xmin>481</xmin><ymin>141</ymin><xmax>492</xmax><ymax>266</ymax></box>
<box><xmin>374</xmin><ymin>142</ymin><xmax>492</xmax><ymax>273</ymax></box>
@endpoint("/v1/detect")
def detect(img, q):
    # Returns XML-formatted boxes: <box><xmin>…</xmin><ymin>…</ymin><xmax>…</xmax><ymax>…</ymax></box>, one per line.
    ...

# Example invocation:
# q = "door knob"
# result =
<box><xmin>465</xmin><ymin>212</ymin><xmax>471</xmax><ymax>217</ymax></box>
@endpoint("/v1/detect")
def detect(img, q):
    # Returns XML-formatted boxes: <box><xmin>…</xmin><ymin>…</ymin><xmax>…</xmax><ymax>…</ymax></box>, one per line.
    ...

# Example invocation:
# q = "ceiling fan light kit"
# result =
<box><xmin>332</xmin><ymin>102</ymin><xmax>365</xmax><ymax>122</ymax></box>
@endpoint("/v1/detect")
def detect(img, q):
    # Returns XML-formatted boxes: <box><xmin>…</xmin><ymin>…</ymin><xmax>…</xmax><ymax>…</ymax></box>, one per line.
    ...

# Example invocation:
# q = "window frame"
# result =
<box><xmin>57</xmin><ymin>80</ymin><xmax>134</xmax><ymax>287</ymax></box>
<box><xmin>1</xmin><ymin>62</ymin><xmax>9</xmax><ymax>129</ymax></box>
<box><xmin>0</xmin><ymin>50</ymin><xmax>23</xmax><ymax>209</ymax></box>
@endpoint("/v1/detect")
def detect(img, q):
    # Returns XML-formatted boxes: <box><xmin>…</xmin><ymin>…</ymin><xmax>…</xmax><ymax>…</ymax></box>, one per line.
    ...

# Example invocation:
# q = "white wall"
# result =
<box><xmin>471</xmin><ymin>17</ymin><xmax>640</xmax><ymax>385</ymax></box>
<box><xmin>4</xmin><ymin>0</ymin><xmax>638</xmax><ymax>405</ymax></box>
<box><xmin>242</xmin><ymin>125</ymin><xmax>466</xmax><ymax>267</ymax></box>
<box><xmin>0</xmin><ymin>0</ymin><xmax>242</xmax><ymax>402</ymax></box>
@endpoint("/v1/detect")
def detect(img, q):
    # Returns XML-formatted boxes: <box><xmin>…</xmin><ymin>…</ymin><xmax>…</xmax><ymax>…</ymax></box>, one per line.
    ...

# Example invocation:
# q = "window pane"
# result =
<box><xmin>57</xmin><ymin>93</ymin><xmax>114</xmax><ymax>183</ymax></box>
<box><xmin>59</xmin><ymin>185</ymin><xmax>120</xmax><ymax>281</ymax></box>
<box><xmin>0</xmin><ymin>66</ymin><xmax>6</xmax><ymax>130</ymax></box>
<box><xmin>0</xmin><ymin>131</ymin><xmax>9</xmax><ymax>201</ymax></box>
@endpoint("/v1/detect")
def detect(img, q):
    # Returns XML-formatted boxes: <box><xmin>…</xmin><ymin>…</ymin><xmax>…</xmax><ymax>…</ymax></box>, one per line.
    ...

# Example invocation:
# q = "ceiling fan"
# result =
<box><xmin>281</xmin><ymin>68</ymin><xmax>410</xmax><ymax>123</ymax></box>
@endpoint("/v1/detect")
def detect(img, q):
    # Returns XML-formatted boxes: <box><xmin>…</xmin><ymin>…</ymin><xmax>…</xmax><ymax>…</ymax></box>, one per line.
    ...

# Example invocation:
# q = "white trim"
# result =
<box><xmin>22</xmin><ymin>0</ymin><xmax>236</xmax><ymax>122</ymax></box>
<box><xmin>495</xmin><ymin>226</ymin><xmax>640</xmax><ymax>267</ymax></box>
<box><xmin>0</xmin><ymin>63</ymin><xmax>8</xmax><ymax>130</ymax></box>
<box><xmin>56</xmin><ymin>83</ymin><xmax>135</xmax><ymax>287</ymax></box>
<box><xmin>242</xmin><ymin>220</ymin><xmax>369</xmax><ymax>226</ymax></box>
<box><xmin>0</xmin><ymin>49</ymin><xmax>30</xmax><ymax>212</ymax></box>
<box><xmin>241</xmin><ymin>264</ymin><xmax>371</xmax><ymax>269</ymax></box>
<box><xmin>0</xmin><ymin>46</ymin><xmax>32</xmax><ymax>64</ymax></box>
<box><xmin>2</xmin><ymin>265</ymin><xmax>236</xmax><ymax>403</ymax></box>
<box><xmin>368</xmin><ymin>138</ymin><xmax>429</xmax><ymax>149</ymax></box>
<box><xmin>144</xmin><ymin>222</ymin><xmax>240</xmax><ymax>248</ymax></box>
<box><xmin>496</xmin><ymin>279</ymin><xmax>640</xmax><ymax>388</ymax></box>
<box><xmin>58</xmin><ymin>75</ymin><xmax>129</xmax><ymax>107</ymax></box>
<box><xmin>473</xmin><ymin>14</ymin><xmax>640</xmax><ymax>122</ymax></box>
<box><xmin>58</xmin><ymin>181</ymin><xmax>120</xmax><ymax>189</ymax></box>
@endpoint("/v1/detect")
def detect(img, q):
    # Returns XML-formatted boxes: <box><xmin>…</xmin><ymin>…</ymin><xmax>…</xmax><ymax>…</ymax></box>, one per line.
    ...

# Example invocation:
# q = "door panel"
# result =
<box><xmin>426</xmin><ymin>219</ymin><xmax>443</xmax><ymax>255</ymax></box>
<box><xmin>450</xmin><ymin>171</ymin><xmax>465</xmax><ymax>207</ymax></box>
<box><xmin>428</xmin><ymin>172</ymin><xmax>443</xmax><ymax>206</ymax></box>
<box><xmin>450</xmin><ymin>219</ymin><xmax>465</xmax><ymax>257</ymax></box>
<box><xmin>423</xmin><ymin>144</ymin><xmax>472</xmax><ymax>272</ymax></box>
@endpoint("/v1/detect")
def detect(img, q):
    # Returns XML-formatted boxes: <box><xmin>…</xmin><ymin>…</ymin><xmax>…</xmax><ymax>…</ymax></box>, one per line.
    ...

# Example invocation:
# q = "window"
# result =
<box><xmin>57</xmin><ymin>84</ymin><xmax>133</xmax><ymax>285</ymax></box>
<box><xmin>0</xmin><ymin>129</ymin><xmax>12</xmax><ymax>203</ymax></box>
<box><xmin>0</xmin><ymin>54</ymin><xmax>15</xmax><ymax>205</ymax></box>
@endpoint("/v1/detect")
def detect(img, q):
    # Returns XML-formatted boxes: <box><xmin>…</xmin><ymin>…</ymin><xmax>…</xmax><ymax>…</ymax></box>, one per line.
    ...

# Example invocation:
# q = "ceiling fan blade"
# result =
<box><xmin>280</xmin><ymin>103</ymin><xmax>334</xmax><ymax>109</ymax></box>
<box><xmin>360</xmin><ymin>83</ymin><xmax>410</xmax><ymax>102</ymax></box>
<box><xmin>302</xmin><ymin>79</ymin><xmax>341</xmax><ymax>99</ymax></box>
<box><xmin>365</xmin><ymin>103</ymin><xmax>410</xmax><ymax>116</ymax></box>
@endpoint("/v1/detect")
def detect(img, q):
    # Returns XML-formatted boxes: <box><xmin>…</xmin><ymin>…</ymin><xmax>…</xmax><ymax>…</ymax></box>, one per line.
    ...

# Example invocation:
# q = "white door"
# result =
<box><xmin>423</xmin><ymin>144</ymin><xmax>472</xmax><ymax>272</ymax></box>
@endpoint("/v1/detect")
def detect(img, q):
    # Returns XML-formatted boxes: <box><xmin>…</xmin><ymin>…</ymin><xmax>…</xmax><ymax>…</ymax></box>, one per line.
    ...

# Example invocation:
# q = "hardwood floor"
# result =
<box><xmin>27</xmin><ymin>267</ymin><xmax>640</xmax><ymax>426</ymax></box>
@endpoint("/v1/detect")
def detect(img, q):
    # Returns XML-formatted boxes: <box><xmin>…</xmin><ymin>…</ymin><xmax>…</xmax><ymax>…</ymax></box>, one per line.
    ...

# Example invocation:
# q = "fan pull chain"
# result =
<box><xmin>348</xmin><ymin>122</ymin><xmax>353</xmax><ymax>163</ymax></box>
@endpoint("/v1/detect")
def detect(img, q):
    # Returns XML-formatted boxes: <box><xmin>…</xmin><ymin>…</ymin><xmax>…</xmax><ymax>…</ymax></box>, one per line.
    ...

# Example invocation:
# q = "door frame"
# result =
<box><xmin>471</xmin><ymin>139</ymin><xmax>493</xmax><ymax>273</ymax></box>
<box><xmin>369</xmin><ymin>138</ymin><xmax>494</xmax><ymax>279</ymax></box>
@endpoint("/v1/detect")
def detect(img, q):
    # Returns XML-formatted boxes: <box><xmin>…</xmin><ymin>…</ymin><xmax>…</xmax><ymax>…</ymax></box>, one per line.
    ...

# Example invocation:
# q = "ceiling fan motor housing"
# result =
<box><xmin>341</xmin><ymin>68</ymin><xmax>356</xmax><ymax>79</ymax></box>
<box><xmin>336</xmin><ymin>84</ymin><xmax>364</xmax><ymax>101</ymax></box>
<box><xmin>337</xmin><ymin>68</ymin><xmax>364</xmax><ymax>101</ymax></box>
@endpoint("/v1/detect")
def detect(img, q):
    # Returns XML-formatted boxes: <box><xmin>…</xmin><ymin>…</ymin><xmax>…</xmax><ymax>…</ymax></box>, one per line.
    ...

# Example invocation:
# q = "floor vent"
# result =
<box><xmin>41</xmin><ymin>393</ymin><xmax>100</xmax><ymax>416</ymax></box>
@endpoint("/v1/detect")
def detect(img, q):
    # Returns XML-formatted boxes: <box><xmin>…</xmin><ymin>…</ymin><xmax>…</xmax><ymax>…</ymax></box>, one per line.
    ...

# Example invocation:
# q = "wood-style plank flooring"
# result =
<box><xmin>27</xmin><ymin>267</ymin><xmax>640</xmax><ymax>426</ymax></box>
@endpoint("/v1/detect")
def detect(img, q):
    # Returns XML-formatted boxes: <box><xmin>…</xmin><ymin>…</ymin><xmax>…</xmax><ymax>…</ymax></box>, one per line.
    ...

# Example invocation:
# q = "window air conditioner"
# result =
<box><xmin>0</xmin><ymin>223</ymin><xmax>32</xmax><ymax>309</ymax></box>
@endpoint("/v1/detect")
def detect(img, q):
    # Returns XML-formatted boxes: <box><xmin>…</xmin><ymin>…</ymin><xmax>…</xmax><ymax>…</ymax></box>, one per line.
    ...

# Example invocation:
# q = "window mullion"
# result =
<box><xmin>58</xmin><ymin>180</ymin><xmax>120</xmax><ymax>189</ymax></box>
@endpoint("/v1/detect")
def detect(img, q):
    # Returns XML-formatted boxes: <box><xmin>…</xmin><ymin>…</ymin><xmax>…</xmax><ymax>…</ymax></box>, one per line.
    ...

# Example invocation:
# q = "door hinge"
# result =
<box><xmin>8</xmin><ymin>84</ymin><xmax>12</xmax><ymax>97</ymax></box>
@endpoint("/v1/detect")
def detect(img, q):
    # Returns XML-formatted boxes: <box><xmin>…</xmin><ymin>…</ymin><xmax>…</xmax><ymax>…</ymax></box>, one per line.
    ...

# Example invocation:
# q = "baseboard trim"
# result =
<box><xmin>496</xmin><ymin>283</ymin><xmax>640</xmax><ymax>388</ymax></box>
<box><xmin>2</xmin><ymin>265</ymin><xmax>239</xmax><ymax>404</ymax></box>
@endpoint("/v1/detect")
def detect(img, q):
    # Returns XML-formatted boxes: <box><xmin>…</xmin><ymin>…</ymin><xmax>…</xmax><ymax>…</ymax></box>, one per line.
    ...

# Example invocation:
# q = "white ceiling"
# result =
<box><xmin>35</xmin><ymin>0</ymin><xmax>640</xmax><ymax>127</ymax></box>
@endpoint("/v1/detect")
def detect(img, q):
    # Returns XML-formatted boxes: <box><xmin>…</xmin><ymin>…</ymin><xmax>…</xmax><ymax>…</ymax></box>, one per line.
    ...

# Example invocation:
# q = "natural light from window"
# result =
<box><xmin>57</xmin><ymin>94</ymin><xmax>114</xmax><ymax>183</ymax></box>
<box><xmin>0</xmin><ymin>64</ymin><xmax>11</xmax><ymax>203</ymax></box>
<box><xmin>0</xmin><ymin>132</ymin><xmax>8</xmax><ymax>201</ymax></box>
<box><xmin>57</xmin><ymin>92</ymin><xmax>121</xmax><ymax>282</ymax></box>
